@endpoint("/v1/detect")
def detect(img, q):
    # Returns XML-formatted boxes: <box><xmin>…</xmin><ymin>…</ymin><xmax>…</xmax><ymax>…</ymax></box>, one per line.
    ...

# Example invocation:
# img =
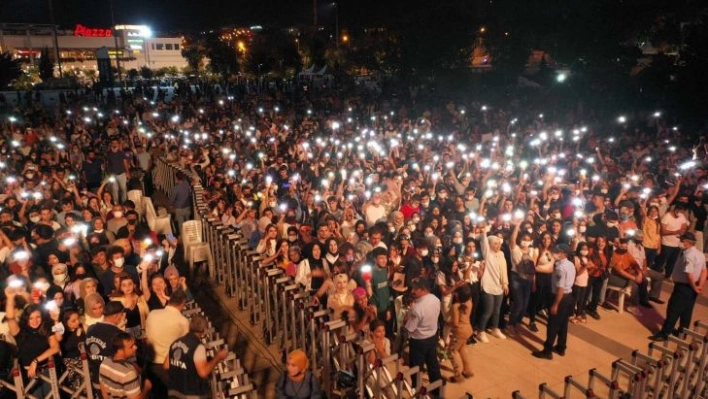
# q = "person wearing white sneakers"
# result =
<box><xmin>474</xmin><ymin>222</ymin><xmax>509</xmax><ymax>343</ymax></box>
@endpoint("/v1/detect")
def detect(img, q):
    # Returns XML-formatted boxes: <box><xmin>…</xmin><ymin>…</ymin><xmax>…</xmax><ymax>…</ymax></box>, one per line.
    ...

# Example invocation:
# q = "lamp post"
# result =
<box><xmin>108</xmin><ymin>0</ymin><xmax>122</xmax><ymax>84</ymax></box>
<box><xmin>47</xmin><ymin>0</ymin><xmax>62</xmax><ymax>77</ymax></box>
<box><xmin>332</xmin><ymin>2</ymin><xmax>339</xmax><ymax>48</ymax></box>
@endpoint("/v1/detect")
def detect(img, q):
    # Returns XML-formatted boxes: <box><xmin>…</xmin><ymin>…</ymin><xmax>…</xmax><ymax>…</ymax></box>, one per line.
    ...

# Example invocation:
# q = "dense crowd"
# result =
<box><xmin>0</xmin><ymin>81</ymin><xmax>706</xmax><ymax>397</ymax></box>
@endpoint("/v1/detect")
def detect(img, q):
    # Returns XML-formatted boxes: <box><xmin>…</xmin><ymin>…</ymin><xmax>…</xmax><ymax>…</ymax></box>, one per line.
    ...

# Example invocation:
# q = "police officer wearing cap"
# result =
<box><xmin>650</xmin><ymin>232</ymin><xmax>707</xmax><ymax>341</ymax></box>
<box><xmin>533</xmin><ymin>244</ymin><xmax>576</xmax><ymax>360</ymax></box>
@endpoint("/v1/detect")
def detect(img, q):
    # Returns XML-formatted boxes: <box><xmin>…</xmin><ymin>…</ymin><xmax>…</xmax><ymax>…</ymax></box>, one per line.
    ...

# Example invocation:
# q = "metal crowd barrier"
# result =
<box><xmin>181</xmin><ymin>301</ymin><xmax>258</xmax><ymax>399</ymax></box>
<box><xmin>514</xmin><ymin>320</ymin><xmax>708</xmax><ymax>399</ymax></box>
<box><xmin>153</xmin><ymin>157</ymin><xmax>447</xmax><ymax>399</ymax></box>
<box><xmin>0</xmin><ymin>343</ymin><xmax>93</xmax><ymax>399</ymax></box>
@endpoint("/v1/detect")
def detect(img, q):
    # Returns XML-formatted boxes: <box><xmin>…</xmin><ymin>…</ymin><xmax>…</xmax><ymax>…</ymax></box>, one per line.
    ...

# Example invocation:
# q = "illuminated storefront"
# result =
<box><xmin>0</xmin><ymin>23</ymin><xmax>187</xmax><ymax>73</ymax></box>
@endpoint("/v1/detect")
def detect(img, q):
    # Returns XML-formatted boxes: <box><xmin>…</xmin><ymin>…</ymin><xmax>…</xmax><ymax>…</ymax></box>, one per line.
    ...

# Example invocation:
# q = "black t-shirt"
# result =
<box><xmin>85</xmin><ymin>322</ymin><xmax>123</xmax><ymax>382</ymax></box>
<box><xmin>14</xmin><ymin>328</ymin><xmax>49</xmax><ymax>368</ymax></box>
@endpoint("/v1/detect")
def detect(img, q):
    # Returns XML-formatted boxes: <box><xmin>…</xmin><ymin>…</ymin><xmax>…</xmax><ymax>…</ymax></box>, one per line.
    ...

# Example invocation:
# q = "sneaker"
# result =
<box><xmin>490</xmin><ymin>328</ymin><xmax>507</xmax><ymax>340</ymax></box>
<box><xmin>627</xmin><ymin>306</ymin><xmax>643</xmax><ymax>317</ymax></box>
<box><xmin>588</xmin><ymin>310</ymin><xmax>601</xmax><ymax>320</ymax></box>
<box><xmin>477</xmin><ymin>331</ymin><xmax>490</xmax><ymax>343</ymax></box>
<box><xmin>528</xmin><ymin>322</ymin><xmax>539</xmax><ymax>333</ymax></box>
<box><xmin>466</xmin><ymin>335</ymin><xmax>478</xmax><ymax>346</ymax></box>
<box><xmin>539</xmin><ymin>309</ymin><xmax>549</xmax><ymax>318</ymax></box>
<box><xmin>532</xmin><ymin>350</ymin><xmax>553</xmax><ymax>360</ymax></box>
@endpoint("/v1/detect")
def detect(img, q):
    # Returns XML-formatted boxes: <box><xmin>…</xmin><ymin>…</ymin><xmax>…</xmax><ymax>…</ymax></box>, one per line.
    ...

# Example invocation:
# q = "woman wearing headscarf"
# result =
<box><xmin>473</xmin><ymin>223</ymin><xmax>509</xmax><ymax>343</ymax></box>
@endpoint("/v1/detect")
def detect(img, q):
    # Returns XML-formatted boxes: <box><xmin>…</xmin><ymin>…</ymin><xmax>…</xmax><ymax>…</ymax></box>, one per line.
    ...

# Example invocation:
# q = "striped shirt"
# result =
<box><xmin>99</xmin><ymin>358</ymin><xmax>141</xmax><ymax>399</ymax></box>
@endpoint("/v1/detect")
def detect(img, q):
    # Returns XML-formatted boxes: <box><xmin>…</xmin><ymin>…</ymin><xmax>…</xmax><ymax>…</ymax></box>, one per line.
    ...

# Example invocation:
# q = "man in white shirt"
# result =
<box><xmin>146</xmin><ymin>290</ymin><xmax>189</xmax><ymax>397</ymax></box>
<box><xmin>628</xmin><ymin>231</ymin><xmax>665</xmax><ymax>304</ymax></box>
<box><xmin>404</xmin><ymin>278</ymin><xmax>441</xmax><ymax>398</ymax></box>
<box><xmin>654</xmin><ymin>204</ymin><xmax>689</xmax><ymax>278</ymax></box>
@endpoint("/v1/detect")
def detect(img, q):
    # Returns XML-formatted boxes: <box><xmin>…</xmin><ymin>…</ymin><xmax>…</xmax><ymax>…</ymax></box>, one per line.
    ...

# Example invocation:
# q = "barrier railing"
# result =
<box><xmin>153</xmin><ymin>157</ymin><xmax>447</xmax><ymax>399</ymax></box>
<box><xmin>511</xmin><ymin>320</ymin><xmax>708</xmax><ymax>399</ymax></box>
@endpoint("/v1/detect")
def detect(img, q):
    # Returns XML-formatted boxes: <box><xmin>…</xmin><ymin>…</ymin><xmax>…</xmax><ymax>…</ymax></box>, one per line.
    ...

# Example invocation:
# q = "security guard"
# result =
<box><xmin>165</xmin><ymin>315</ymin><xmax>228</xmax><ymax>399</ymax></box>
<box><xmin>404</xmin><ymin>278</ymin><xmax>441</xmax><ymax>398</ymax></box>
<box><xmin>650</xmin><ymin>232</ymin><xmax>707</xmax><ymax>341</ymax></box>
<box><xmin>532</xmin><ymin>244</ymin><xmax>576</xmax><ymax>360</ymax></box>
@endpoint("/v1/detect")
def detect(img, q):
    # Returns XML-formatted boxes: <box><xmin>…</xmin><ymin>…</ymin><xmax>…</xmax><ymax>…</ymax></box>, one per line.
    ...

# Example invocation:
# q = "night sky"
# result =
<box><xmin>0</xmin><ymin>0</ymin><xmax>386</xmax><ymax>32</ymax></box>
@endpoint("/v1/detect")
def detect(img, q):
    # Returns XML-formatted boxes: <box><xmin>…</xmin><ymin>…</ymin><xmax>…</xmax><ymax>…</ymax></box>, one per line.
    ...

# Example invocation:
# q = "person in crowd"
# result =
<box><xmin>474</xmin><ymin>222</ymin><xmax>509</xmax><ymax>343</ymax></box>
<box><xmin>508</xmin><ymin>221</ymin><xmax>538</xmax><ymax>333</ymax></box>
<box><xmin>609</xmin><ymin>238</ymin><xmax>652</xmax><ymax>315</ymax></box>
<box><xmin>650</xmin><ymin>233</ymin><xmax>707</xmax><ymax>341</ymax></box>
<box><xmin>404</xmin><ymin>278</ymin><xmax>441</xmax><ymax>398</ymax></box>
<box><xmin>165</xmin><ymin>314</ymin><xmax>229</xmax><ymax>398</ymax></box>
<box><xmin>85</xmin><ymin>301</ymin><xmax>126</xmax><ymax>392</ymax></box>
<box><xmin>532</xmin><ymin>244</ymin><xmax>576</xmax><ymax>360</ymax></box>
<box><xmin>275</xmin><ymin>349</ymin><xmax>322</xmax><ymax>399</ymax></box>
<box><xmin>327</xmin><ymin>273</ymin><xmax>355</xmax><ymax>320</ymax></box>
<box><xmin>447</xmin><ymin>284</ymin><xmax>474</xmax><ymax>382</ymax></box>
<box><xmin>145</xmin><ymin>289</ymin><xmax>190</xmax><ymax>398</ymax></box>
<box><xmin>99</xmin><ymin>332</ymin><xmax>152</xmax><ymax>399</ymax></box>
<box><xmin>571</xmin><ymin>242</ymin><xmax>593</xmax><ymax>324</ymax></box>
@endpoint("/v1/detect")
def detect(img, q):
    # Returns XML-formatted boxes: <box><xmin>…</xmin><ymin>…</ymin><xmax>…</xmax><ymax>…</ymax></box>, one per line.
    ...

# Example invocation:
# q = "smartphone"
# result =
<box><xmin>166</xmin><ymin>233</ymin><xmax>175</xmax><ymax>241</ymax></box>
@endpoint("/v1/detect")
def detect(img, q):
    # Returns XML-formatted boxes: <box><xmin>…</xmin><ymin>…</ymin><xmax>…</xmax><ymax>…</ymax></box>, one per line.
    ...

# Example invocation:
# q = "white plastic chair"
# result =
<box><xmin>143</xmin><ymin>197</ymin><xmax>173</xmax><ymax>235</ymax></box>
<box><xmin>127</xmin><ymin>190</ymin><xmax>144</xmax><ymax>219</ymax></box>
<box><xmin>181</xmin><ymin>220</ymin><xmax>214</xmax><ymax>276</ymax></box>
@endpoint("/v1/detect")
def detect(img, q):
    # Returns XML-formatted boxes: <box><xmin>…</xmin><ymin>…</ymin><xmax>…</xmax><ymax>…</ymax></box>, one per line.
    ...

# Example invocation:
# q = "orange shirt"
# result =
<box><xmin>611</xmin><ymin>251</ymin><xmax>640</xmax><ymax>276</ymax></box>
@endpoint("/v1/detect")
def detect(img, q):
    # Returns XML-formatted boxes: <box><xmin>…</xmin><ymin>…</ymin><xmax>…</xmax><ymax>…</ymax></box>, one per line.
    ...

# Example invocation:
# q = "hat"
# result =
<box><xmin>103</xmin><ymin>301</ymin><xmax>126</xmax><ymax>316</ymax></box>
<box><xmin>288</xmin><ymin>349</ymin><xmax>309</xmax><ymax>371</ymax></box>
<box><xmin>680</xmin><ymin>232</ymin><xmax>697</xmax><ymax>242</ymax></box>
<box><xmin>352</xmin><ymin>287</ymin><xmax>367</xmax><ymax>300</ymax></box>
<box><xmin>164</xmin><ymin>265</ymin><xmax>179</xmax><ymax>279</ymax></box>
<box><xmin>552</xmin><ymin>244</ymin><xmax>572</xmax><ymax>255</ymax></box>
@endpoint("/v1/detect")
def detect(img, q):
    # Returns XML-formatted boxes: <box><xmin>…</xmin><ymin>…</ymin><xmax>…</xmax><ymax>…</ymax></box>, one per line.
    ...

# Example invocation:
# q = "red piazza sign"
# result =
<box><xmin>74</xmin><ymin>24</ymin><xmax>113</xmax><ymax>38</ymax></box>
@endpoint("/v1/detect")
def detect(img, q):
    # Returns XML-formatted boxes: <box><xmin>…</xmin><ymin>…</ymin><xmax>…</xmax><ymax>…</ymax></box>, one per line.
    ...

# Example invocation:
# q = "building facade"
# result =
<box><xmin>0</xmin><ymin>23</ymin><xmax>187</xmax><ymax>73</ymax></box>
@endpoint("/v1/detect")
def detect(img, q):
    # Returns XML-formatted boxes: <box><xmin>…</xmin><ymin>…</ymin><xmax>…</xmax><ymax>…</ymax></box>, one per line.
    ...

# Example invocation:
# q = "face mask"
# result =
<box><xmin>113</xmin><ymin>211</ymin><xmax>123</xmax><ymax>218</ymax></box>
<box><xmin>288</xmin><ymin>235</ymin><xmax>298</xmax><ymax>242</ymax></box>
<box><xmin>579</xmin><ymin>226</ymin><xmax>587</xmax><ymax>233</ymax></box>
<box><xmin>431</xmin><ymin>256</ymin><xmax>440</xmax><ymax>263</ymax></box>
<box><xmin>421</xmin><ymin>201</ymin><xmax>429</xmax><ymax>207</ymax></box>
<box><xmin>54</xmin><ymin>274</ymin><xmax>67</xmax><ymax>284</ymax></box>
<box><xmin>420</xmin><ymin>249</ymin><xmax>429</xmax><ymax>257</ymax></box>
<box><xmin>580</xmin><ymin>250</ymin><xmax>589</xmax><ymax>256</ymax></box>
<box><xmin>601</xmin><ymin>189</ymin><xmax>608</xmax><ymax>194</ymax></box>
<box><xmin>521</xmin><ymin>240</ymin><xmax>533</xmax><ymax>248</ymax></box>
<box><xmin>412</xmin><ymin>217</ymin><xmax>420</xmax><ymax>224</ymax></box>
<box><xmin>94</xmin><ymin>229</ymin><xmax>104</xmax><ymax>234</ymax></box>
<box><xmin>114</xmin><ymin>258</ymin><xmax>124</xmax><ymax>268</ymax></box>
<box><xmin>551</xmin><ymin>214</ymin><xmax>560</xmax><ymax>219</ymax></box>
<box><xmin>26</xmin><ymin>173</ymin><xmax>35</xmax><ymax>179</ymax></box>
<box><xmin>30</xmin><ymin>216</ymin><xmax>40</xmax><ymax>223</ymax></box>
<box><xmin>619</xmin><ymin>214</ymin><xmax>629</xmax><ymax>221</ymax></box>
<box><xmin>408</xmin><ymin>224</ymin><xmax>416</xmax><ymax>232</ymax></box>
<box><xmin>453</xmin><ymin>237</ymin><xmax>463</xmax><ymax>244</ymax></box>
<box><xmin>439</xmin><ymin>194</ymin><xmax>448</xmax><ymax>200</ymax></box>
<box><xmin>389</xmin><ymin>226</ymin><xmax>396</xmax><ymax>233</ymax></box>
<box><xmin>526</xmin><ymin>228</ymin><xmax>534</xmax><ymax>234</ymax></box>
<box><xmin>425</xmin><ymin>232</ymin><xmax>434</xmax><ymax>238</ymax></box>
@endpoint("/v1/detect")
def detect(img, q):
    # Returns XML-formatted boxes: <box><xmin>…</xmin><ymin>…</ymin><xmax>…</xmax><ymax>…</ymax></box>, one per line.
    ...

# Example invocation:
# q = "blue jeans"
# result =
<box><xmin>509</xmin><ymin>273</ymin><xmax>532</xmax><ymax>326</ymax></box>
<box><xmin>476</xmin><ymin>291</ymin><xmax>503</xmax><ymax>331</ymax></box>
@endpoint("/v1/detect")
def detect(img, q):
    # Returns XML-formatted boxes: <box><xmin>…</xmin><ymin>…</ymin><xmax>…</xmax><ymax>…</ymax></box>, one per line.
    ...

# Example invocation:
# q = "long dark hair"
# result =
<box><xmin>452</xmin><ymin>284</ymin><xmax>472</xmax><ymax>313</ymax></box>
<box><xmin>20</xmin><ymin>304</ymin><xmax>50</xmax><ymax>336</ymax></box>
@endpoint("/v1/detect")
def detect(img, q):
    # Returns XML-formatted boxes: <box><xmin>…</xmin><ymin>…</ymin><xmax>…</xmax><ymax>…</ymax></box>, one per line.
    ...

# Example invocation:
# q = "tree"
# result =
<box><xmin>181</xmin><ymin>46</ymin><xmax>205</xmax><ymax>76</ymax></box>
<box><xmin>140</xmin><ymin>66</ymin><xmax>153</xmax><ymax>80</ymax></box>
<box><xmin>242</xmin><ymin>29</ymin><xmax>301</xmax><ymax>78</ymax></box>
<box><xmin>204</xmin><ymin>33</ymin><xmax>239</xmax><ymax>82</ymax></box>
<box><xmin>0</xmin><ymin>52</ymin><xmax>22</xmax><ymax>89</ymax></box>
<box><xmin>38</xmin><ymin>48</ymin><xmax>54</xmax><ymax>81</ymax></box>
<box><xmin>127</xmin><ymin>68</ymin><xmax>139</xmax><ymax>81</ymax></box>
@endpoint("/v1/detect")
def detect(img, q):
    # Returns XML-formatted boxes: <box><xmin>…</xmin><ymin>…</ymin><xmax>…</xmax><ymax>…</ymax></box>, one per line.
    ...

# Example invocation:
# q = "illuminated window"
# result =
<box><xmin>155</xmin><ymin>43</ymin><xmax>164</xmax><ymax>50</ymax></box>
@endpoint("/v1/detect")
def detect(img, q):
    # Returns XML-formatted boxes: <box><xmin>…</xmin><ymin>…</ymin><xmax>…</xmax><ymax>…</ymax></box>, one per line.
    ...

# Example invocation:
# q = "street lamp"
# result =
<box><xmin>331</xmin><ymin>2</ymin><xmax>339</xmax><ymax>48</ymax></box>
<box><xmin>108</xmin><ymin>0</ymin><xmax>122</xmax><ymax>84</ymax></box>
<box><xmin>47</xmin><ymin>0</ymin><xmax>63</xmax><ymax>77</ymax></box>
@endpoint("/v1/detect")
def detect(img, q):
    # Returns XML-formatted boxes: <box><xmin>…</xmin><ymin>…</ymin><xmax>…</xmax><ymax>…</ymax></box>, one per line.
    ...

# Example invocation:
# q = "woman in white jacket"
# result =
<box><xmin>474</xmin><ymin>224</ymin><xmax>509</xmax><ymax>343</ymax></box>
